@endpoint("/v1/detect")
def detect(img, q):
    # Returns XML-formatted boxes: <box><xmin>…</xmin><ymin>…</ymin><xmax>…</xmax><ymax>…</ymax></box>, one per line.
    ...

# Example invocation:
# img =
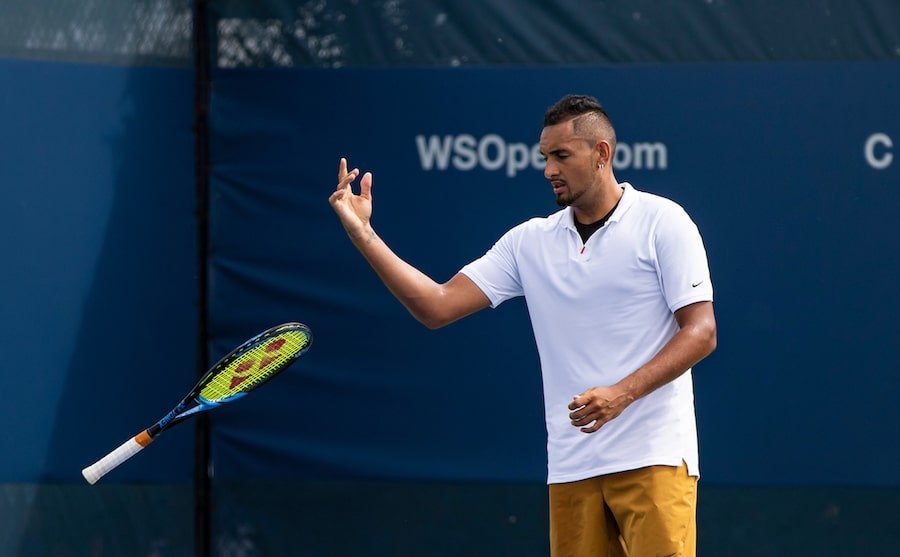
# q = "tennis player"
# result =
<box><xmin>329</xmin><ymin>94</ymin><xmax>716</xmax><ymax>557</ymax></box>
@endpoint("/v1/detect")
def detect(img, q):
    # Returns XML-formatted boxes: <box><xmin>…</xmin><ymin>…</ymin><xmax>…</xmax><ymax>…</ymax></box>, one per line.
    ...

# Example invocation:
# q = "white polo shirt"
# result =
<box><xmin>460</xmin><ymin>183</ymin><xmax>713</xmax><ymax>484</ymax></box>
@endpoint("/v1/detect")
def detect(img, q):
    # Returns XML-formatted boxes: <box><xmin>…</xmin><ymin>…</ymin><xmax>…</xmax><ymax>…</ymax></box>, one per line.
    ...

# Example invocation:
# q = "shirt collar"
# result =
<box><xmin>559</xmin><ymin>182</ymin><xmax>637</xmax><ymax>231</ymax></box>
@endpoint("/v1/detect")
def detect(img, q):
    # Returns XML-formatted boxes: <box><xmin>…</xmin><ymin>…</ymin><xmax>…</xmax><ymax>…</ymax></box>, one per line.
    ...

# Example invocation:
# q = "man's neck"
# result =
<box><xmin>572</xmin><ymin>180</ymin><xmax>623</xmax><ymax>224</ymax></box>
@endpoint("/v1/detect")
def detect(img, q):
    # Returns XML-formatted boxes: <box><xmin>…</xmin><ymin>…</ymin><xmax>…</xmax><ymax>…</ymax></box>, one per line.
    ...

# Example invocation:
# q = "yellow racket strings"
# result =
<box><xmin>199</xmin><ymin>328</ymin><xmax>310</xmax><ymax>402</ymax></box>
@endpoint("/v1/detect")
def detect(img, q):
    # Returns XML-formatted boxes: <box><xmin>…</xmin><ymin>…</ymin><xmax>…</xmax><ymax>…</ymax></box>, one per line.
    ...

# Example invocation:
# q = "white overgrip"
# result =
<box><xmin>82</xmin><ymin>430</ymin><xmax>153</xmax><ymax>485</ymax></box>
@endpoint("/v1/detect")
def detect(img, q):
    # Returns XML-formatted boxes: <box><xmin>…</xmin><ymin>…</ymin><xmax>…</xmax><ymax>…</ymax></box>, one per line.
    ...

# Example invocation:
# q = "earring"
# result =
<box><xmin>598</xmin><ymin>163</ymin><xmax>604</xmax><ymax>170</ymax></box>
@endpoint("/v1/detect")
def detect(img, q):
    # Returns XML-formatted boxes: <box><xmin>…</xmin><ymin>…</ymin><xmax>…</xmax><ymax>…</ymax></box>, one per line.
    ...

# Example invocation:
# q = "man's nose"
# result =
<box><xmin>544</xmin><ymin>161</ymin><xmax>556</xmax><ymax>179</ymax></box>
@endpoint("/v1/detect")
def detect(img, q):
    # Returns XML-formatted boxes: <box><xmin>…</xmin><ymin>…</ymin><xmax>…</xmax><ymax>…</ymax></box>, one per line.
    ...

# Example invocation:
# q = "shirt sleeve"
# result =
<box><xmin>653</xmin><ymin>204</ymin><xmax>714</xmax><ymax>313</ymax></box>
<box><xmin>459</xmin><ymin>226</ymin><xmax>525</xmax><ymax>308</ymax></box>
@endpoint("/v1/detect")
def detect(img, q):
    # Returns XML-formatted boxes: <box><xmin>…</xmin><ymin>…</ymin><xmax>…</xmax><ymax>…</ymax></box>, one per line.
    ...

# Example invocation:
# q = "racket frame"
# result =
<box><xmin>82</xmin><ymin>322</ymin><xmax>311</xmax><ymax>484</ymax></box>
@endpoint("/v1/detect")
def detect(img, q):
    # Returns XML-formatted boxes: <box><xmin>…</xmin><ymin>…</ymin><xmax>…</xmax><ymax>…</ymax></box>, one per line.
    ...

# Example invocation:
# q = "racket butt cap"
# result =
<box><xmin>82</xmin><ymin>467</ymin><xmax>101</xmax><ymax>485</ymax></box>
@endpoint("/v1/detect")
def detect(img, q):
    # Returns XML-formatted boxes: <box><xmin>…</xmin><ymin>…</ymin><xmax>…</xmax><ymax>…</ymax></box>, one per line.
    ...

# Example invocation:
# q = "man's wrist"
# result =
<box><xmin>612</xmin><ymin>377</ymin><xmax>639</xmax><ymax>404</ymax></box>
<box><xmin>349</xmin><ymin>224</ymin><xmax>377</xmax><ymax>246</ymax></box>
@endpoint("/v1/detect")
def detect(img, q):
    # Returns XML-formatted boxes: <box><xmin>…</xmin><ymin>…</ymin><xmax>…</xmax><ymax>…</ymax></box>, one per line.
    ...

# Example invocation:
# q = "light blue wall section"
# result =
<box><xmin>0</xmin><ymin>59</ymin><xmax>196</xmax><ymax>482</ymax></box>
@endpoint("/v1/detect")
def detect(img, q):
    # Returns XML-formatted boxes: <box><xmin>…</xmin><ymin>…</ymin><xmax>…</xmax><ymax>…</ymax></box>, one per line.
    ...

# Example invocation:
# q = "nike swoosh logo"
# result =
<box><xmin>691</xmin><ymin>281</ymin><xmax>704</xmax><ymax>288</ymax></box>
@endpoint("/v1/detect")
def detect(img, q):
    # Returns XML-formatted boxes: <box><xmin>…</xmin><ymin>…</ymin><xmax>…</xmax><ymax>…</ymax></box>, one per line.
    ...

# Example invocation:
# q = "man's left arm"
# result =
<box><xmin>568</xmin><ymin>301</ymin><xmax>717</xmax><ymax>433</ymax></box>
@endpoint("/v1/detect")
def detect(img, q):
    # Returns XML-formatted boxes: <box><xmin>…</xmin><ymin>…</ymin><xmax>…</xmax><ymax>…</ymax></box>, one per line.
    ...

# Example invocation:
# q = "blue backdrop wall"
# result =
<box><xmin>0</xmin><ymin>58</ymin><xmax>197</xmax><ymax>483</ymax></box>
<box><xmin>0</xmin><ymin>57</ymin><xmax>197</xmax><ymax>556</ymax></box>
<box><xmin>2</xmin><ymin>1</ymin><xmax>899</xmax><ymax>555</ymax></box>
<box><xmin>208</xmin><ymin>62</ymin><xmax>900</xmax><ymax>487</ymax></box>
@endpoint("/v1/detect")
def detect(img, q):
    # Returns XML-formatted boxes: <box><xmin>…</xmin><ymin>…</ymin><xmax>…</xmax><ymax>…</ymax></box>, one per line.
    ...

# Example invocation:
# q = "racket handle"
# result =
<box><xmin>82</xmin><ymin>430</ymin><xmax>154</xmax><ymax>485</ymax></box>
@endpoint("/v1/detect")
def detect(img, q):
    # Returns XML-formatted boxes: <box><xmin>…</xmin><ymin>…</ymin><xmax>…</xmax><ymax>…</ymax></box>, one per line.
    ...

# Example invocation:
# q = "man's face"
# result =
<box><xmin>539</xmin><ymin>119</ymin><xmax>598</xmax><ymax>208</ymax></box>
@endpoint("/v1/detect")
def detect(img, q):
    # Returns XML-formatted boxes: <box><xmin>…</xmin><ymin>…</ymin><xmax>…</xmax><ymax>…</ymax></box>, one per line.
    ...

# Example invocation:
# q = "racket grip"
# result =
<box><xmin>82</xmin><ymin>431</ymin><xmax>153</xmax><ymax>485</ymax></box>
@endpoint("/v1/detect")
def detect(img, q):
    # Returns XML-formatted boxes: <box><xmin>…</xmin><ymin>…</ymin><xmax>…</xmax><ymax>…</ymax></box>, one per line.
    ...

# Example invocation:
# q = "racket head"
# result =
<box><xmin>194</xmin><ymin>322</ymin><xmax>312</xmax><ymax>405</ymax></box>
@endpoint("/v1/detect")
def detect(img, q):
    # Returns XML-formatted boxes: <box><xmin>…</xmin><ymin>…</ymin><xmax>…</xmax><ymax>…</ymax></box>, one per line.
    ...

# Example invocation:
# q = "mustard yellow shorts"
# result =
<box><xmin>549</xmin><ymin>462</ymin><xmax>697</xmax><ymax>557</ymax></box>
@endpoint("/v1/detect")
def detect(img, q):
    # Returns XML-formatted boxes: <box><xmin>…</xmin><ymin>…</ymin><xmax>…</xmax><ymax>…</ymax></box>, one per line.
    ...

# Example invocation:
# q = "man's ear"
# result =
<box><xmin>596</xmin><ymin>139</ymin><xmax>612</xmax><ymax>167</ymax></box>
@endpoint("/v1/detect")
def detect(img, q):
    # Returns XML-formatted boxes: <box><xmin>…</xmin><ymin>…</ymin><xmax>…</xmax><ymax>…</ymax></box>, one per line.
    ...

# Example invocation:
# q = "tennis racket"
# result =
<box><xmin>82</xmin><ymin>322</ymin><xmax>313</xmax><ymax>484</ymax></box>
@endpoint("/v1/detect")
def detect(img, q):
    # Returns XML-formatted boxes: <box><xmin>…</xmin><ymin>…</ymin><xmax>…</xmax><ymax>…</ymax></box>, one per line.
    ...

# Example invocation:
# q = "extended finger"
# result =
<box><xmin>336</xmin><ymin>168</ymin><xmax>359</xmax><ymax>191</ymax></box>
<box><xmin>338</xmin><ymin>158</ymin><xmax>348</xmax><ymax>181</ymax></box>
<box><xmin>360</xmin><ymin>171</ymin><xmax>373</xmax><ymax>198</ymax></box>
<box><xmin>328</xmin><ymin>188</ymin><xmax>346</xmax><ymax>204</ymax></box>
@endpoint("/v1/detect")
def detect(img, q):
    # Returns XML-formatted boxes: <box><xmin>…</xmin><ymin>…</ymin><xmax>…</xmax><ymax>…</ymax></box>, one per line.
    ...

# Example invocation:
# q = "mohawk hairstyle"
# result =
<box><xmin>543</xmin><ymin>94</ymin><xmax>616</xmax><ymax>151</ymax></box>
<box><xmin>543</xmin><ymin>94</ymin><xmax>608</xmax><ymax>126</ymax></box>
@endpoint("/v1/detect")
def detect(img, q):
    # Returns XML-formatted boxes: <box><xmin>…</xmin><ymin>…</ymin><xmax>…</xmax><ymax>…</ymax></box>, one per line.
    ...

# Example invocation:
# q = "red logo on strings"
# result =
<box><xmin>229</xmin><ymin>337</ymin><xmax>287</xmax><ymax>389</ymax></box>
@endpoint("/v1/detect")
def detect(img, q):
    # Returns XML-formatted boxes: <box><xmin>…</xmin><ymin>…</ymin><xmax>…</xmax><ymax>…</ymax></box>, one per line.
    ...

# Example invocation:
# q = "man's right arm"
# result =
<box><xmin>328</xmin><ymin>158</ymin><xmax>490</xmax><ymax>329</ymax></box>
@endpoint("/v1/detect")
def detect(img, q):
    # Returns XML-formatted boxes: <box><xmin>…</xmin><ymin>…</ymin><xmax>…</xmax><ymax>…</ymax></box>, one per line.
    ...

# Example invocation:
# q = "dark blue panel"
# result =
<box><xmin>209</xmin><ymin>62</ymin><xmax>900</xmax><ymax>484</ymax></box>
<box><xmin>210</xmin><ymin>481</ymin><xmax>900</xmax><ymax>557</ymax></box>
<box><xmin>0</xmin><ymin>59</ymin><xmax>196</xmax><ymax>481</ymax></box>
<box><xmin>0</xmin><ymin>484</ymin><xmax>192</xmax><ymax>556</ymax></box>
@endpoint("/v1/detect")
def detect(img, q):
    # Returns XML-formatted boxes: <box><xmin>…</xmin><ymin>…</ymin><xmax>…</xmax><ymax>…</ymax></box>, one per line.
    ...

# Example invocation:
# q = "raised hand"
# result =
<box><xmin>329</xmin><ymin>157</ymin><xmax>374</xmax><ymax>242</ymax></box>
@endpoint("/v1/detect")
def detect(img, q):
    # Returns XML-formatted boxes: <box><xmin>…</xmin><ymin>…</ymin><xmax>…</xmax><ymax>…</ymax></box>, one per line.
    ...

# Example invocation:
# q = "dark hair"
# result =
<box><xmin>543</xmin><ymin>94</ymin><xmax>616</xmax><ymax>150</ymax></box>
